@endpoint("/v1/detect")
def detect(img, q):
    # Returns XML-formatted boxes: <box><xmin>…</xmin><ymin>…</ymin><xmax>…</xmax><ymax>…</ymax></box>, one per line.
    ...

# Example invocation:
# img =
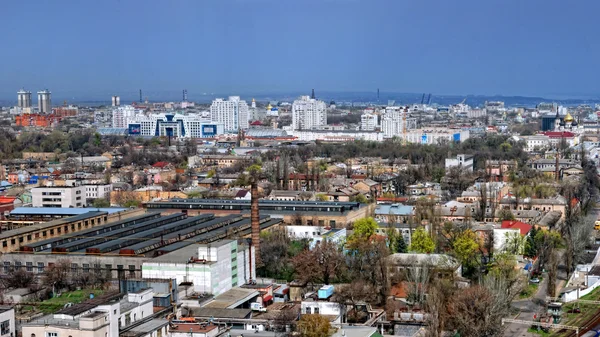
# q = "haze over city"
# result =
<box><xmin>2</xmin><ymin>0</ymin><xmax>600</xmax><ymax>101</ymax></box>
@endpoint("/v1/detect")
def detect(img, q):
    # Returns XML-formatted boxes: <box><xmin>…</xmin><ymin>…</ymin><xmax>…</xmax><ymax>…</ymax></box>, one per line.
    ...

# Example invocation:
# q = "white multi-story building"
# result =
<box><xmin>84</xmin><ymin>184</ymin><xmax>112</xmax><ymax>199</ymax></box>
<box><xmin>112</xmin><ymin>105</ymin><xmax>138</xmax><ymax>128</ymax></box>
<box><xmin>142</xmin><ymin>240</ymin><xmax>254</xmax><ymax>296</ymax></box>
<box><xmin>404</xmin><ymin>128</ymin><xmax>470</xmax><ymax>145</ymax></box>
<box><xmin>210</xmin><ymin>96</ymin><xmax>249</xmax><ymax>132</ymax></box>
<box><xmin>292</xmin><ymin>95</ymin><xmax>327</xmax><ymax>130</ymax></box>
<box><xmin>361</xmin><ymin>111</ymin><xmax>378</xmax><ymax>131</ymax></box>
<box><xmin>32</xmin><ymin>185</ymin><xmax>86</xmax><ymax>208</ymax></box>
<box><xmin>0</xmin><ymin>306</ymin><xmax>15</xmax><ymax>337</ymax></box>
<box><xmin>37</xmin><ymin>89</ymin><xmax>51</xmax><ymax>114</ymax></box>
<box><xmin>126</xmin><ymin>113</ymin><xmax>224</xmax><ymax>139</ymax></box>
<box><xmin>381</xmin><ymin>106</ymin><xmax>417</xmax><ymax>138</ymax></box>
<box><xmin>520</xmin><ymin>135</ymin><xmax>551</xmax><ymax>152</ymax></box>
<box><xmin>445</xmin><ymin>154</ymin><xmax>474</xmax><ymax>172</ymax></box>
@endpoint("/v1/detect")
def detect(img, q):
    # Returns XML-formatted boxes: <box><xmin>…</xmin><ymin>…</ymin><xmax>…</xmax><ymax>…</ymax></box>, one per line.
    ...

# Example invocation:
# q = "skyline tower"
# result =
<box><xmin>111</xmin><ymin>95</ymin><xmax>120</xmax><ymax>107</ymax></box>
<box><xmin>37</xmin><ymin>89</ymin><xmax>52</xmax><ymax>113</ymax></box>
<box><xmin>17</xmin><ymin>89</ymin><xmax>32</xmax><ymax>108</ymax></box>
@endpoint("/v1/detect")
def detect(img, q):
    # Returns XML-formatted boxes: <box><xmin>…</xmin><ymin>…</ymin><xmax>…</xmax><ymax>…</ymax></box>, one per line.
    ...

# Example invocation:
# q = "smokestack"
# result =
<box><xmin>250</xmin><ymin>181</ymin><xmax>261</xmax><ymax>267</ymax></box>
<box><xmin>311</xmin><ymin>89</ymin><xmax>315</xmax><ymax>99</ymax></box>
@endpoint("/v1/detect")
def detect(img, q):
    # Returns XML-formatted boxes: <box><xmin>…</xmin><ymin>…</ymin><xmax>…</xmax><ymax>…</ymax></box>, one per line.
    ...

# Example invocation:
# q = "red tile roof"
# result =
<box><xmin>542</xmin><ymin>131</ymin><xmax>576</xmax><ymax>138</ymax></box>
<box><xmin>152</xmin><ymin>161</ymin><xmax>170</xmax><ymax>168</ymax></box>
<box><xmin>501</xmin><ymin>220</ymin><xmax>532</xmax><ymax>236</ymax></box>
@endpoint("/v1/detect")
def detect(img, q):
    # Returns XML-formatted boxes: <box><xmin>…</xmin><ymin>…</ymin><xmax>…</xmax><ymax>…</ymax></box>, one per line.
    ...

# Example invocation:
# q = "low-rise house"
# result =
<box><xmin>445</xmin><ymin>154</ymin><xmax>474</xmax><ymax>172</ymax></box>
<box><xmin>327</xmin><ymin>187</ymin><xmax>360</xmax><ymax>202</ymax></box>
<box><xmin>388</xmin><ymin>253</ymin><xmax>462</xmax><ymax>280</ymax></box>
<box><xmin>268</xmin><ymin>190</ymin><xmax>305</xmax><ymax>201</ymax></box>
<box><xmin>353</xmin><ymin>179</ymin><xmax>382</xmax><ymax>197</ymax></box>
<box><xmin>374</xmin><ymin>203</ymin><xmax>414</xmax><ymax>225</ymax></box>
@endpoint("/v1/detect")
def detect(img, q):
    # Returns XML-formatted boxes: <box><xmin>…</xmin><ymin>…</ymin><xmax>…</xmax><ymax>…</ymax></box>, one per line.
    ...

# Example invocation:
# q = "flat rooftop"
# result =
<box><xmin>121</xmin><ymin>319</ymin><xmax>169</xmax><ymax>337</ymax></box>
<box><xmin>0</xmin><ymin>211</ymin><xmax>106</xmax><ymax>240</ymax></box>
<box><xmin>202</xmin><ymin>288</ymin><xmax>259</xmax><ymax>309</ymax></box>
<box><xmin>24</xmin><ymin>315</ymin><xmax>81</xmax><ymax>329</ymax></box>
<box><xmin>10</xmin><ymin>207</ymin><xmax>126</xmax><ymax>216</ymax></box>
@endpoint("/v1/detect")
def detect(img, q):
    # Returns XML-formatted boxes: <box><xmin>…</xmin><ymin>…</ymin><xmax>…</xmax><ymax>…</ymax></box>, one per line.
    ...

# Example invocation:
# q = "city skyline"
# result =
<box><xmin>2</xmin><ymin>0</ymin><xmax>600</xmax><ymax>99</ymax></box>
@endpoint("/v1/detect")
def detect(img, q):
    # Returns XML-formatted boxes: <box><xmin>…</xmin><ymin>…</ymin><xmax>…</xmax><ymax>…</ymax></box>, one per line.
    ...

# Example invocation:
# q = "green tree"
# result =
<box><xmin>524</xmin><ymin>226</ymin><xmax>538</xmax><ymax>258</ymax></box>
<box><xmin>91</xmin><ymin>198</ymin><xmax>110</xmax><ymax>208</ymax></box>
<box><xmin>397</xmin><ymin>234</ymin><xmax>408</xmax><ymax>253</ymax></box>
<box><xmin>452</xmin><ymin>229</ymin><xmax>480</xmax><ymax>267</ymax></box>
<box><xmin>351</xmin><ymin>217</ymin><xmax>379</xmax><ymax>240</ymax></box>
<box><xmin>297</xmin><ymin>314</ymin><xmax>331</xmax><ymax>337</ymax></box>
<box><xmin>315</xmin><ymin>193</ymin><xmax>328</xmax><ymax>201</ymax></box>
<box><xmin>351</xmin><ymin>194</ymin><xmax>369</xmax><ymax>204</ymax></box>
<box><xmin>409</xmin><ymin>227</ymin><xmax>435</xmax><ymax>253</ymax></box>
<box><xmin>497</xmin><ymin>208</ymin><xmax>515</xmax><ymax>221</ymax></box>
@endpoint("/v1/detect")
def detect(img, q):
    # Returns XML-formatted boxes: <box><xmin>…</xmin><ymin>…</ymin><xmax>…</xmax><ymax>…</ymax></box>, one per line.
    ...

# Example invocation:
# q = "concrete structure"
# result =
<box><xmin>111</xmin><ymin>95</ymin><xmax>120</xmax><ymax>107</ymax></box>
<box><xmin>126</xmin><ymin>112</ymin><xmax>224</xmax><ymax>139</ymax></box>
<box><xmin>112</xmin><ymin>105</ymin><xmax>138</xmax><ymax>128</ymax></box>
<box><xmin>17</xmin><ymin>89</ymin><xmax>32</xmax><ymax>108</ymax></box>
<box><xmin>22</xmin><ymin>290</ymin><xmax>155</xmax><ymax>337</ymax></box>
<box><xmin>404</xmin><ymin>127</ymin><xmax>470</xmax><ymax>144</ymax></box>
<box><xmin>360</xmin><ymin>111</ymin><xmax>377</xmax><ymax>131</ymax></box>
<box><xmin>84</xmin><ymin>184</ymin><xmax>112</xmax><ymax>199</ymax></box>
<box><xmin>445</xmin><ymin>154</ymin><xmax>474</xmax><ymax>172</ymax></box>
<box><xmin>210</xmin><ymin>96</ymin><xmax>249</xmax><ymax>132</ymax></box>
<box><xmin>0</xmin><ymin>306</ymin><xmax>15</xmax><ymax>337</ymax></box>
<box><xmin>142</xmin><ymin>240</ymin><xmax>254</xmax><ymax>296</ymax></box>
<box><xmin>285</xmin><ymin>225</ymin><xmax>347</xmax><ymax>249</ymax></box>
<box><xmin>381</xmin><ymin>106</ymin><xmax>417</xmax><ymax>138</ymax></box>
<box><xmin>37</xmin><ymin>89</ymin><xmax>51</xmax><ymax>113</ymax></box>
<box><xmin>388</xmin><ymin>253</ymin><xmax>462</xmax><ymax>279</ymax></box>
<box><xmin>292</xmin><ymin>95</ymin><xmax>327</xmax><ymax>130</ymax></box>
<box><xmin>32</xmin><ymin>185</ymin><xmax>87</xmax><ymax>208</ymax></box>
<box><xmin>288</xmin><ymin>129</ymin><xmax>383</xmax><ymax>142</ymax></box>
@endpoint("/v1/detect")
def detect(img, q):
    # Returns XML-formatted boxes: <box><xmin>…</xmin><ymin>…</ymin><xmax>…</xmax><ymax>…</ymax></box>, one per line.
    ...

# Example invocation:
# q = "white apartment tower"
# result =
<box><xmin>37</xmin><ymin>89</ymin><xmax>52</xmax><ymax>113</ymax></box>
<box><xmin>112</xmin><ymin>105</ymin><xmax>137</xmax><ymax>128</ymax></box>
<box><xmin>17</xmin><ymin>89</ymin><xmax>32</xmax><ymax>108</ymax></box>
<box><xmin>292</xmin><ymin>95</ymin><xmax>327</xmax><ymax>130</ymax></box>
<box><xmin>111</xmin><ymin>95</ymin><xmax>121</xmax><ymax>107</ymax></box>
<box><xmin>210</xmin><ymin>96</ymin><xmax>249</xmax><ymax>132</ymax></box>
<box><xmin>381</xmin><ymin>106</ymin><xmax>417</xmax><ymax>138</ymax></box>
<box><xmin>361</xmin><ymin>111</ymin><xmax>377</xmax><ymax>131</ymax></box>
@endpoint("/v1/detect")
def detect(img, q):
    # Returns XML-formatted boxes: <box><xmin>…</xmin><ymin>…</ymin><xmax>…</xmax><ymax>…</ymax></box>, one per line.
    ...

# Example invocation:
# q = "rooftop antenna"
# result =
<box><xmin>139</xmin><ymin>89</ymin><xmax>143</xmax><ymax>103</ymax></box>
<box><xmin>183</xmin><ymin>89</ymin><xmax>188</xmax><ymax>102</ymax></box>
<box><xmin>311</xmin><ymin>89</ymin><xmax>315</xmax><ymax>99</ymax></box>
<box><xmin>377</xmin><ymin>88</ymin><xmax>380</xmax><ymax>102</ymax></box>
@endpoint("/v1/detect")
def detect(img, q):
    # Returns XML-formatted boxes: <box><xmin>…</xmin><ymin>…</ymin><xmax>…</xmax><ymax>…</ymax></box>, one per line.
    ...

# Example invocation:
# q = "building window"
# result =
<box><xmin>15</xmin><ymin>261</ymin><xmax>21</xmax><ymax>270</ymax></box>
<box><xmin>71</xmin><ymin>263</ymin><xmax>78</xmax><ymax>273</ymax></box>
<box><xmin>305</xmin><ymin>307</ymin><xmax>311</xmax><ymax>314</ymax></box>
<box><xmin>1</xmin><ymin>320</ymin><xmax>10</xmax><ymax>335</ymax></box>
<box><xmin>38</xmin><ymin>262</ymin><xmax>45</xmax><ymax>272</ymax></box>
<box><xmin>46</xmin><ymin>333</ymin><xmax>58</xmax><ymax>337</ymax></box>
<box><xmin>26</xmin><ymin>261</ymin><xmax>33</xmax><ymax>272</ymax></box>
<box><xmin>83</xmin><ymin>264</ymin><xmax>90</xmax><ymax>273</ymax></box>
<box><xmin>3</xmin><ymin>262</ymin><xmax>9</xmax><ymax>273</ymax></box>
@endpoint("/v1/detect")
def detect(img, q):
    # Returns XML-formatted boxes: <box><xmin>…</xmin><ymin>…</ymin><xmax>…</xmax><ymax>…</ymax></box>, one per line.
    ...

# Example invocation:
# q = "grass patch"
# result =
<box><xmin>520</xmin><ymin>283</ymin><xmax>539</xmax><ymax>299</ymax></box>
<box><xmin>38</xmin><ymin>289</ymin><xmax>104</xmax><ymax>314</ymax></box>
<box><xmin>528</xmin><ymin>327</ymin><xmax>551</xmax><ymax>336</ymax></box>
<box><xmin>581</xmin><ymin>286</ymin><xmax>600</xmax><ymax>301</ymax></box>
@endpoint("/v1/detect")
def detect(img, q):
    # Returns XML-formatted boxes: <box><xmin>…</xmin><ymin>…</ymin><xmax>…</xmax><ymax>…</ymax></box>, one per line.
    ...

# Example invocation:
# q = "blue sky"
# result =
<box><xmin>1</xmin><ymin>0</ymin><xmax>599</xmax><ymax>100</ymax></box>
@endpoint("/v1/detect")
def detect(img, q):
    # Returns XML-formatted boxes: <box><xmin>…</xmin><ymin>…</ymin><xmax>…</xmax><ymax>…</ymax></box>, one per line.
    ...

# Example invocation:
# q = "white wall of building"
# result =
<box><xmin>0</xmin><ymin>307</ymin><xmax>15</xmax><ymax>337</ymax></box>
<box><xmin>112</xmin><ymin>105</ymin><xmax>138</xmax><ymax>128</ymax></box>
<box><xmin>84</xmin><ymin>184</ymin><xmax>112</xmax><ymax>199</ymax></box>
<box><xmin>210</xmin><ymin>96</ymin><xmax>249</xmax><ymax>132</ymax></box>
<box><xmin>361</xmin><ymin>113</ymin><xmax>377</xmax><ymax>131</ymax></box>
<box><xmin>32</xmin><ymin>185</ymin><xmax>86</xmax><ymax>208</ymax></box>
<box><xmin>292</xmin><ymin>96</ymin><xmax>327</xmax><ymax>130</ymax></box>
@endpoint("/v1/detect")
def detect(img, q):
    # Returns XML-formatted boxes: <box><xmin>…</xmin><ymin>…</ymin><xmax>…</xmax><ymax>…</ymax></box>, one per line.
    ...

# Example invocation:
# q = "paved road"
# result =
<box><xmin>503</xmin><ymin>276</ymin><xmax>548</xmax><ymax>337</ymax></box>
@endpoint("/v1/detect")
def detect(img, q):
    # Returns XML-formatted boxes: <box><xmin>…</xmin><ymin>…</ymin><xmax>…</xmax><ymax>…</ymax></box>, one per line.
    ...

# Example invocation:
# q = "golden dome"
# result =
<box><xmin>267</xmin><ymin>104</ymin><xmax>272</xmax><ymax>109</ymax></box>
<box><xmin>252</xmin><ymin>98</ymin><xmax>255</xmax><ymax>102</ymax></box>
<box><xmin>564</xmin><ymin>112</ymin><xmax>574</xmax><ymax>122</ymax></box>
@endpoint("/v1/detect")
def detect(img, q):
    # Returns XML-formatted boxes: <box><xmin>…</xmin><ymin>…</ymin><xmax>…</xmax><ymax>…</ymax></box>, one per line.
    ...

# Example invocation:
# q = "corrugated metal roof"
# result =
<box><xmin>10</xmin><ymin>207</ymin><xmax>126</xmax><ymax>215</ymax></box>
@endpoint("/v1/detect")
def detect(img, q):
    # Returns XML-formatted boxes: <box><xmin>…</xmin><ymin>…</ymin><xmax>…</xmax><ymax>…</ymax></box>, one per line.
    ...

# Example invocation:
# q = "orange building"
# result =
<box><xmin>15</xmin><ymin>114</ymin><xmax>60</xmax><ymax>127</ymax></box>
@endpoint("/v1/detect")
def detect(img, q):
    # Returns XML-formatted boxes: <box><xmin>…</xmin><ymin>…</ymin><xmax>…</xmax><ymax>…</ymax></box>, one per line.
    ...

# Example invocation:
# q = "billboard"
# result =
<box><xmin>421</xmin><ymin>134</ymin><xmax>428</xmax><ymax>144</ymax></box>
<box><xmin>453</xmin><ymin>133</ymin><xmax>461</xmax><ymax>142</ymax></box>
<box><xmin>202</xmin><ymin>124</ymin><xmax>218</xmax><ymax>137</ymax></box>
<box><xmin>128</xmin><ymin>124</ymin><xmax>141</xmax><ymax>135</ymax></box>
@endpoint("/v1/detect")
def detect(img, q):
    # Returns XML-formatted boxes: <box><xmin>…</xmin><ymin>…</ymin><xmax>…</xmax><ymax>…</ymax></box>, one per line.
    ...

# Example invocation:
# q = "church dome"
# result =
<box><xmin>564</xmin><ymin>112</ymin><xmax>574</xmax><ymax>122</ymax></box>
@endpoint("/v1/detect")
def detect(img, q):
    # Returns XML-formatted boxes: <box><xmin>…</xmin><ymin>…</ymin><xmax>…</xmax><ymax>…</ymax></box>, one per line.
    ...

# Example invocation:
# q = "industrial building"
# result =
<box><xmin>145</xmin><ymin>199</ymin><xmax>371</xmax><ymax>228</ymax></box>
<box><xmin>31</xmin><ymin>184</ymin><xmax>87</xmax><ymax>208</ymax></box>
<box><xmin>0</xmin><ymin>210</ymin><xmax>282</xmax><ymax>280</ymax></box>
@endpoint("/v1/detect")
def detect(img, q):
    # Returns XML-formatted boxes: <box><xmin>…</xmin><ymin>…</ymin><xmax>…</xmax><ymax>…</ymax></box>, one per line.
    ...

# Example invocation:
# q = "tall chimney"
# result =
<box><xmin>251</xmin><ymin>181</ymin><xmax>261</xmax><ymax>267</ymax></box>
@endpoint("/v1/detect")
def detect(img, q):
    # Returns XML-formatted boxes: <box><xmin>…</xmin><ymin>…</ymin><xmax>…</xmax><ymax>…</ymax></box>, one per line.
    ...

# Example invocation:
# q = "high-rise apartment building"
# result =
<box><xmin>37</xmin><ymin>89</ymin><xmax>51</xmax><ymax>113</ymax></box>
<box><xmin>210</xmin><ymin>96</ymin><xmax>249</xmax><ymax>132</ymax></box>
<box><xmin>111</xmin><ymin>95</ymin><xmax>121</xmax><ymax>107</ymax></box>
<box><xmin>17</xmin><ymin>89</ymin><xmax>32</xmax><ymax>108</ymax></box>
<box><xmin>361</xmin><ymin>110</ymin><xmax>378</xmax><ymax>131</ymax></box>
<box><xmin>381</xmin><ymin>106</ymin><xmax>417</xmax><ymax>138</ymax></box>
<box><xmin>292</xmin><ymin>95</ymin><xmax>327</xmax><ymax>130</ymax></box>
<box><xmin>112</xmin><ymin>105</ymin><xmax>137</xmax><ymax>128</ymax></box>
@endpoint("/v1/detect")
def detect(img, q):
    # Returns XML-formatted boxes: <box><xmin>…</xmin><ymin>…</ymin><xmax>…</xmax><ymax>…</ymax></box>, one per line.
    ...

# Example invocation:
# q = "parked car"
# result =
<box><xmin>530</xmin><ymin>278</ymin><xmax>540</xmax><ymax>284</ymax></box>
<box><xmin>568</xmin><ymin>307</ymin><xmax>581</xmax><ymax>314</ymax></box>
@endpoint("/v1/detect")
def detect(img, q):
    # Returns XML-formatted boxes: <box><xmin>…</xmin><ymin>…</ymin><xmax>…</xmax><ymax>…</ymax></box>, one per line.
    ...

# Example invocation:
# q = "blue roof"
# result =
<box><xmin>10</xmin><ymin>207</ymin><xmax>127</xmax><ymax>216</ymax></box>
<box><xmin>375</xmin><ymin>204</ymin><xmax>414</xmax><ymax>216</ymax></box>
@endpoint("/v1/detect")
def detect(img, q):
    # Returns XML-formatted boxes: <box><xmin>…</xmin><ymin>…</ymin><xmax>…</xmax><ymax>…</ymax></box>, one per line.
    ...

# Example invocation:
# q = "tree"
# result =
<box><xmin>409</xmin><ymin>227</ymin><xmax>435</xmax><ymax>253</ymax></box>
<box><xmin>1</xmin><ymin>268</ymin><xmax>35</xmax><ymax>289</ymax></box>
<box><xmin>451</xmin><ymin>229</ymin><xmax>480</xmax><ymax>272</ymax></box>
<box><xmin>497</xmin><ymin>208</ymin><xmax>514</xmax><ymax>221</ymax></box>
<box><xmin>315</xmin><ymin>194</ymin><xmax>328</xmax><ymax>201</ymax></box>
<box><xmin>293</xmin><ymin>240</ymin><xmax>345</xmax><ymax>285</ymax></box>
<box><xmin>396</xmin><ymin>234</ymin><xmax>408</xmax><ymax>253</ymax></box>
<box><xmin>351</xmin><ymin>194</ymin><xmax>369</xmax><ymax>204</ymax></box>
<box><xmin>259</xmin><ymin>230</ymin><xmax>295</xmax><ymax>281</ymax></box>
<box><xmin>43</xmin><ymin>259</ymin><xmax>72</xmax><ymax>291</ymax></box>
<box><xmin>503</xmin><ymin>231</ymin><xmax>526</xmax><ymax>255</ymax></box>
<box><xmin>351</xmin><ymin>217</ymin><xmax>378</xmax><ymax>240</ymax></box>
<box><xmin>297</xmin><ymin>314</ymin><xmax>331</xmax><ymax>337</ymax></box>
<box><xmin>346</xmin><ymin>237</ymin><xmax>391</xmax><ymax>304</ymax></box>
<box><xmin>91</xmin><ymin>198</ymin><xmax>110</xmax><ymax>208</ymax></box>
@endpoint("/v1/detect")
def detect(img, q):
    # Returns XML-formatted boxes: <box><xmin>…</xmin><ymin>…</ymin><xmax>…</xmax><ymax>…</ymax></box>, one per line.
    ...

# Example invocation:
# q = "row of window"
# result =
<box><xmin>1</xmin><ymin>217</ymin><xmax>105</xmax><ymax>248</ymax></box>
<box><xmin>3</xmin><ymin>261</ymin><xmax>138</xmax><ymax>274</ymax></box>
